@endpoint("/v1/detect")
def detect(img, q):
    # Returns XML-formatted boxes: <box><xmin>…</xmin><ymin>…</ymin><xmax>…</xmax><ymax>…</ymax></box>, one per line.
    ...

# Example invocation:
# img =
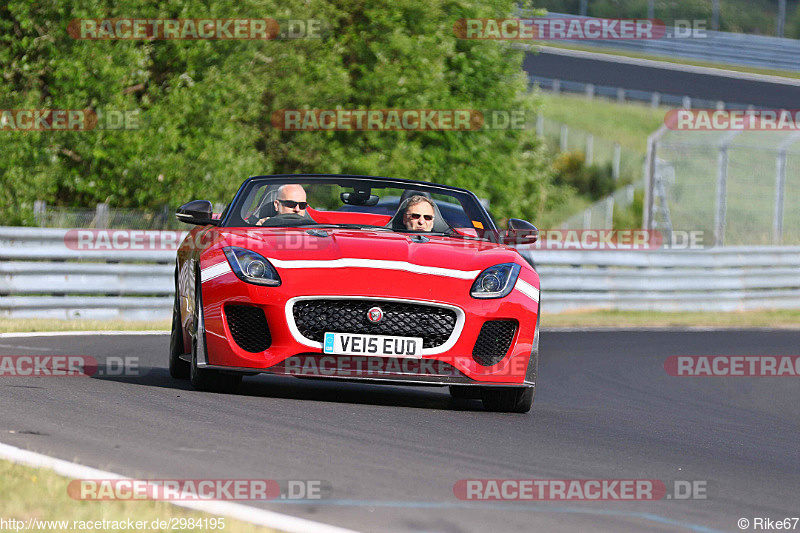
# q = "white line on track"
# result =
<box><xmin>0</xmin><ymin>442</ymin><xmax>359</xmax><ymax>533</ymax></box>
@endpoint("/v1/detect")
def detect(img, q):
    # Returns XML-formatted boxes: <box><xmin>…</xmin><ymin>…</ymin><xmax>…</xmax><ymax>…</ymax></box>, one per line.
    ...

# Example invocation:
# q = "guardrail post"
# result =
<box><xmin>617</xmin><ymin>88</ymin><xmax>626</xmax><ymax>103</ymax></box>
<box><xmin>716</xmin><ymin>101</ymin><xmax>725</xmax><ymax>110</ymax></box>
<box><xmin>586</xmin><ymin>83</ymin><xmax>595</xmax><ymax>100</ymax></box>
<box><xmin>585</xmin><ymin>134</ymin><xmax>594</xmax><ymax>165</ymax></box>
<box><xmin>605</xmin><ymin>196</ymin><xmax>614</xmax><ymax>228</ymax></box>
<box><xmin>682</xmin><ymin>96</ymin><xmax>692</xmax><ymax>109</ymax></box>
<box><xmin>560</xmin><ymin>124</ymin><xmax>568</xmax><ymax>152</ymax></box>
<box><xmin>612</xmin><ymin>143</ymin><xmax>621</xmax><ymax>181</ymax></box>
<box><xmin>552</xmin><ymin>79</ymin><xmax>561</xmax><ymax>94</ymax></box>
<box><xmin>651</xmin><ymin>92</ymin><xmax>660</xmax><ymax>109</ymax></box>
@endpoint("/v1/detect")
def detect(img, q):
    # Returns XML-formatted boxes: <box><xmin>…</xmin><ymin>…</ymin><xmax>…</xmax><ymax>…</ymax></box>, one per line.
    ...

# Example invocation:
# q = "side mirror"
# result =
<box><xmin>176</xmin><ymin>200</ymin><xmax>218</xmax><ymax>226</ymax></box>
<box><xmin>501</xmin><ymin>218</ymin><xmax>538</xmax><ymax>245</ymax></box>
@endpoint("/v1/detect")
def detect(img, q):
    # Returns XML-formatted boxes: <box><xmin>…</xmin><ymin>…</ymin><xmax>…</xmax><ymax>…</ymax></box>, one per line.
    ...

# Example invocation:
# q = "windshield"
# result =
<box><xmin>221</xmin><ymin>175</ymin><xmax>496</xmax><ymax>239</ymax></box>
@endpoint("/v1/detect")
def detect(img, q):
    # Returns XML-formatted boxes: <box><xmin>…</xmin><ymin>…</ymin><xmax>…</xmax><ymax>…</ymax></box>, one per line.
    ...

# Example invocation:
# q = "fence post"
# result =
<box><xmin>643</xmin><ymin>124</ymin><xmax>670</xmax><ymax>230</ymax></box>
<box><xmin>605</xmin><ymin>196</ymin><xmax>614</xmax><ymax>229</ymax></box>
<box><xmin>585</xmin><ymin>134</ymin><xmax>594</xmax><ymax>165</ymax></box>
<box><xmin>96</xmin><ymin>203</ymin><xmax>110</xmax><ymax>229</ymax></box>
<box><xmin>612</xmin><ymin>143</ymin><xmax>621</xmax><ymax>181</ymax></box>
<box><xmin>682</xmin><ymin>96</ymin><xmax>692</xmax><ymax>109</ymax></box>
<box><xmin>585</xmin><ymin>83</ymin><xmax>595</xmax><ymax>100</ymax></box>
<box><xmin>616</xmin><ymin>88</ymin><xmax>626</xmax><ymax>103</ymax></box>
<box><xmin>773</xmin><ymin>133</ymin><xmax>800</xmax><ymax>244</ymax></box>
<box><xmin>774</xmin><ymin>150</ymin><xmax>787</xmax><ymax>244</ymax></box>
<box><xmin>560</xmin><ymin>124</ymin><xmax>568</xmax><ymax>152</ymax></box>
<box><xmin>34</xmin><ymin>200</ymin><xmax>46</xmax><ymax>227</ymax></box>
<box><xmin>714</xmin><ymin>131</ymin><xmax>741</xmax><ymax>246</ymax></box>
<box><xmin>552</xmin><ymin>79</ymin><xmax>561</xmax><ymax>94</ymax></box>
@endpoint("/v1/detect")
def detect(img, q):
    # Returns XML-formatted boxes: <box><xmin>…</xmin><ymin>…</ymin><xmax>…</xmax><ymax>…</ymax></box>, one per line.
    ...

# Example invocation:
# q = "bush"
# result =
<box><xmin>550</xmin><ymin>151</ymin><xmax>615</xmax><ymax>200</ymax></box>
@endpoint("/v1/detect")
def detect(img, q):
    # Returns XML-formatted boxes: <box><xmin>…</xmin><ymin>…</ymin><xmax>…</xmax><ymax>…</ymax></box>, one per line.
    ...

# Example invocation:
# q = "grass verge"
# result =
<box><xmin>541</xmin><ymin>309</ymin><xmax>800</xmax><ymax>328</ymax></box>
<box><xmin>537</xmin><ymin>92</ymin><xmax>664</xmax><ymax>153</ymax></box>
<box><xmin>0</xmin><ymin>460</ymin><xmax>278</xmax><ymax>533</ymax></box>
<box><xmin>0</xmin><ymin>320</ymin><xmax>171</xmax><ymax>334</ymax></box>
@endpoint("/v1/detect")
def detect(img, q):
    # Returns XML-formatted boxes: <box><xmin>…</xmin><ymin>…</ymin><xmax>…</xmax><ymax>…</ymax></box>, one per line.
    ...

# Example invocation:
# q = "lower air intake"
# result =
<box><xmin>225</xmin><ymin>305</ymin><xmax>271</xmax><ymax>353</ymax></box>
<box><xmin>472</xmin><ymin>320</ymin><xmax>518</xmax><ymax>366</ymax></box>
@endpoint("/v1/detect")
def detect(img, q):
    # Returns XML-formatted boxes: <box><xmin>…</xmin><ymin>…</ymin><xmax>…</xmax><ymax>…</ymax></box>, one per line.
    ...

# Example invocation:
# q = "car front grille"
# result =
<box><xmin>225</xmin><ymin>304</ymin><xmax>272</xmax><ymax>353</ymax></box>
<box><xmin>292</xmin><ymin>299</ymin><xmax>458</xmax><ymax>349</ymax></box>
<box><xmin>472</xmin><ymin>320</ymin><xmax>518</xmax><ymax>366</ymax></box>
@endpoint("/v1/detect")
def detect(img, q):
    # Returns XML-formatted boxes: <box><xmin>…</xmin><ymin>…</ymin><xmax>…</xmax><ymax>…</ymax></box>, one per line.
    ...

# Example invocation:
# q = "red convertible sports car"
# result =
<box><xmin>169</xmin><ymin>175</ymin><xmax>540</xmax><ymax>412</ymax></box>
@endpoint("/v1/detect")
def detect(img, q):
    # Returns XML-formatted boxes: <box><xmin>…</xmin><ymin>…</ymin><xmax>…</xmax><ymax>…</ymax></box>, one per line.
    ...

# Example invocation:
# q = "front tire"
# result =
<box><xmin>481</xmin><ymin>386</ymin><xmax>534</xmax><ymax>413</ymax></box>
<box><xmin>169</xmin><ymin>289</ymin><xmax>190</xmax><ymax>379</ymax></box>
<box><xmin>189</xmin><ymin>273</ymin><xmax>241</xmax><ymax>394</ymax></box>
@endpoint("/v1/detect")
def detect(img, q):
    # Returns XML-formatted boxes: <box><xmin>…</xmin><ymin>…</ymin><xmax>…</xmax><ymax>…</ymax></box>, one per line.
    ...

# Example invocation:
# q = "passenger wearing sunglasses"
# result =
<box><xmin>402</xmin><ymin>195</ymin><xmax>436</xmax><ymax>232</ymax></box>
<box><xmin>256</xmin><ymin>184</ymin><xmax>308</xmax><ymax>225</ymax></box>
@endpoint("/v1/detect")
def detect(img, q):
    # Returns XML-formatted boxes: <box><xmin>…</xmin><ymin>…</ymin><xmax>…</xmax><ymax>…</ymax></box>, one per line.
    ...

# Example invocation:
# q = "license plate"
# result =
<box><xmin>323</xmin><ymin>332</ymin><xmax>423</xmax><ymax>357</ymax></box>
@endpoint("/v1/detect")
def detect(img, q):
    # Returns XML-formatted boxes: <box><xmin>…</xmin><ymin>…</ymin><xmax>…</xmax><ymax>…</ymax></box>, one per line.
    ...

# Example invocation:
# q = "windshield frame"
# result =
<box><xmin>219</xmin><ymin>174</ymin><xmax>498</xmax><ymax>234</ymax></box>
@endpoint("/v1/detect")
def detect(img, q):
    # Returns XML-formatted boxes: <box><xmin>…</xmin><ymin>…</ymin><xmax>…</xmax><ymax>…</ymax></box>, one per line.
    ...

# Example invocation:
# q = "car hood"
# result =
<box><xmin>214</xmin><ymin>227</ymin><xmax>523</xmax><ymax>272</ymax></box>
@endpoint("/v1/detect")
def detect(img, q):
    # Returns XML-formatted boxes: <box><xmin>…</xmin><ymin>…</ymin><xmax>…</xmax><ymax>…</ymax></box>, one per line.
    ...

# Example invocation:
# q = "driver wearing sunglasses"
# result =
<box><xmin>403</xmin><ymin>195</ymin><xmax>436</xmax><ymax>232</ymax></box>
<box><xmin>256</xmin><ymin>184</ymin><xmax>308</xmax><ymax>225</ymax></box>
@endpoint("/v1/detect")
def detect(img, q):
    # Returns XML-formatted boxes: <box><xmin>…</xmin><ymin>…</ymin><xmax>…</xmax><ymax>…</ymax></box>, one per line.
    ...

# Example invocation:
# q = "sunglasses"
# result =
<box><xmin>407</xmin><ymin>213</ymin><xmax>434</xmax><ymax>221</ymax></box>
<box><xmin>276</xmin><ymin>199</ymin><xmax>308</xmax><ymax>209</ymax></box>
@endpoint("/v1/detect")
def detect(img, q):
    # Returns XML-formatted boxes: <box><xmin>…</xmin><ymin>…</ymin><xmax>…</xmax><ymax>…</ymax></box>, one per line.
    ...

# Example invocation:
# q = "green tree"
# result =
<box><xmin>1</xmin><ymin>0</ymin><xmax>560</xmax><ymax>226</ymax></box>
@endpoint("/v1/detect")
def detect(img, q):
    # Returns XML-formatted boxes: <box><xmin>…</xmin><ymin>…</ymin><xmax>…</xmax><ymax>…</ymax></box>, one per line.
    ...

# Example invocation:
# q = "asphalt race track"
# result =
<box><xmin>524</xmin><ymin>48</ymin><xmax>800</xmax><ymax>108</ymax></box>
<box><xmin>1</xmin><ymin>330</ymin><xmax>798</xmax><ymax>532</ymax></box>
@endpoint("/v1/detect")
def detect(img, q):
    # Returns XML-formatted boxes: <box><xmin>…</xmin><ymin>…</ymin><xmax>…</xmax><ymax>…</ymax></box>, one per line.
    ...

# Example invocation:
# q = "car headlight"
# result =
<box><xmin>470</xmin><ymin>263</ymin><xmax>521</xmax><ymax>299</ymax></box>
<box><xmin>223</xmin><ymin>247</ymin><xmax>281</xmax><ymax>286</ymax></box>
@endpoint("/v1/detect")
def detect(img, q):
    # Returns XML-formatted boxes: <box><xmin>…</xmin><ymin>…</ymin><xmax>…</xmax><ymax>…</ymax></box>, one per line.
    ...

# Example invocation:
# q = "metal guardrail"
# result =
<box><xmin>541</xmin><ymin>12</ymin><xmax>800</xmax><ymax>72</ymax></box>
<box><xmin>1</xmin><ymin>227</ymin><xmax>799</xmax><ymax>318</ymax></box>
<box><xmin>523</xmin><ymin>246</ymin><xmax>800</xmax><ymax>313</ymax></box>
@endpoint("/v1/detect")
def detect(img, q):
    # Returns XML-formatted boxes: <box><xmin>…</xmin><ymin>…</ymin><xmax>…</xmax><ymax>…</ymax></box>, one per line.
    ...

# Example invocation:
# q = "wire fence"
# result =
<box><xmin>645</xmin><ymin>127</ymin><xmax>800</xmax><ymax>245</ymax></box>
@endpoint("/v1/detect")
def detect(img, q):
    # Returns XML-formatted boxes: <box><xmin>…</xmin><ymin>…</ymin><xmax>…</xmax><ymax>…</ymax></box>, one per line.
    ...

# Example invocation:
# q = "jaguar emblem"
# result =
<box><xmin>367</xmin><ymin>306</ymin><xmax>384</xmax><ymax>323</ymax></box>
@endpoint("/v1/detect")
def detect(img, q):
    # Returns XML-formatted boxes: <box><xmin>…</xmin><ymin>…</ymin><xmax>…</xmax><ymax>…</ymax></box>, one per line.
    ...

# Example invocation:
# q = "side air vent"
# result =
<box><xmin>225</xmin><ymin>305</ymin><xmax>271</xmax><ymax>353</ymax></box>
<box><xmin>472</xmin><ymin>320</ymin><xmax>518</xmax><ymax>366</ymax></box>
